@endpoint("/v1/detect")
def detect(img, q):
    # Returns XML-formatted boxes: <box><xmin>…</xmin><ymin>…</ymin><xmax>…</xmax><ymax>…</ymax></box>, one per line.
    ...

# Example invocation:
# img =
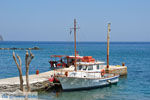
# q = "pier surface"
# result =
<box><xmin>0</xmin><ymin>68</ymin><xmax>72</xmax><ymax>92</ymax></box>
<box><xmin>0</xmin><ymin>71</ymin><xmax>52</xmax><ymax>85</ymax></box>
<box><xmin>0</xmin><ymin>70</ymin><xmax>53</xmax><ymax>92</ymax></box>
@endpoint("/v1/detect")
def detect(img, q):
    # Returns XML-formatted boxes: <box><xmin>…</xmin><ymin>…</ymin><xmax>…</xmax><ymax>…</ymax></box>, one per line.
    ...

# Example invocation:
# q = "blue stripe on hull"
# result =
<box><xmin>63</xmin><ymin>82</ymin><xmax>118</xmax><ymax>92</ymax></box>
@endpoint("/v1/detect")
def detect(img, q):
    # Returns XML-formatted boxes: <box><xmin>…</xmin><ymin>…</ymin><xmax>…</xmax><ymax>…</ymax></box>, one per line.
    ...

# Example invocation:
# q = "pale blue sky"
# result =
<box><xmin>0</xmin><ymin>0</ymin><xmax>150</xmax><ymax>41</ymax></box>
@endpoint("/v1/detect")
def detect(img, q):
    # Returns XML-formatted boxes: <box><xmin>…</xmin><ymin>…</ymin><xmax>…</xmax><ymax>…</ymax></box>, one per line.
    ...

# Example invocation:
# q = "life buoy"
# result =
<box><xmin>101</xmin><ymin>69</ymin><xmax>105</xmax><ymax>76</ymax></box>
<box><xmin>65</xmin><ymin>71</ymin><xmax>68</xmax><ymax>77</ymax></box>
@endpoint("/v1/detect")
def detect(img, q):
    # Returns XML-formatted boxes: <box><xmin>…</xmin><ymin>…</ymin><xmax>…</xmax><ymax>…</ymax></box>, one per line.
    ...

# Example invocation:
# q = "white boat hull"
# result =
<box><xmin>58</xmin><ymin>75</ymin><xmax>119</xmax><ymax>91</ymax></box>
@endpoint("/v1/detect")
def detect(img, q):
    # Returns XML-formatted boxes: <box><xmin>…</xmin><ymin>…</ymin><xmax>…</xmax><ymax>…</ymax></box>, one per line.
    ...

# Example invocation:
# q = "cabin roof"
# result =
<box><xmin>50</xmin><ymin>55</ymin><xmax>83</xmax><ymax>58</ymax></box>
<box><xmin>50</xmin><ymin>55</ymin><xmax>66</xmax><ymax>58</ymax></box>
<box><xmin>66</xmin><ymin>55</ymin><xmax>83</xmax><ymax>59</ymax></box>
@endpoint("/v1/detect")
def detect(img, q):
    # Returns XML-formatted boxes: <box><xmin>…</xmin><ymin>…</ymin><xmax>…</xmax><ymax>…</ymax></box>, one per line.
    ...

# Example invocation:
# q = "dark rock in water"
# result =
<box><xmin>0</xmin><ymin>48</ymin><xmax>4</xmax><ymax>50</ymax></box>
<box><xmin>0</xmin><ymin>35</ymin><xmax>3</xmax><ymax>41</ymax></box>
<box><xmin>33</xmin><ymin>46</ymin><xmax>40</xmax><ymax>50</ymax></box>
<box><xmin>28</xmin><ymin>46</ymin><xmax>40</xmax><ymax>50</ymax></box>
<box><xmin>10</xmin><ymin>47</ymin><xmax>17</xmax><ymax>50</ymax></box>
<box><xmin>0</xmin><ymin>46</ymin><xmax>40</xmax><ymax>50</ymax></box>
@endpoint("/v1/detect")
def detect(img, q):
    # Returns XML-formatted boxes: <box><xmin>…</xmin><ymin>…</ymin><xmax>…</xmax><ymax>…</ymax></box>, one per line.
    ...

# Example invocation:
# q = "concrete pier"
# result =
<box><xmin>0</xmin><ymin>70</ymin><xmax>54</xmax><ymax>92</ymax></box>
<box><xmin>105</xmin><ymin>65</ymin><xmax>127</xmax><ymax>76</ymax></box>
<box><xmin>0</xmin><ymin>67</ymin><xmax>72</xmax><ymax>92</ymax></box>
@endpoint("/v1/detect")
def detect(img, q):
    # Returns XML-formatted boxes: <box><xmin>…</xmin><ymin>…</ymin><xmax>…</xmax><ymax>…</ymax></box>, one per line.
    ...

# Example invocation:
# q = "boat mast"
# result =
<box><xmin>107</xmin><ymin>23</ymin><xmax>111</xmax><ymax>69</ymax></box>
<box><xmin>74</xmin><ymin>19</ymin><xmax>77</xmax><ymax>71</ymax></box>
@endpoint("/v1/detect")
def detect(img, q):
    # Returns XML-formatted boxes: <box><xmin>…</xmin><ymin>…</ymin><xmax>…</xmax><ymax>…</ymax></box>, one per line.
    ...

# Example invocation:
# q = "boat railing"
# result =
<box><xmin>55</xmin><ymin>70</ymin><xmax>118</xmax><ymax>79</ymax></box>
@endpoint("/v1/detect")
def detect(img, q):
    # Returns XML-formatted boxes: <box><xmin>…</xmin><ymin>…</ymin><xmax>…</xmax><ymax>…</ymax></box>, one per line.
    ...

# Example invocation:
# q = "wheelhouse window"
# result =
<box><xmin>97</xmin><ymin>64</ymin><xmax>99</xmax><ymax>69</ymax></box>
<box><xmin>82</xmin><ymin>65</ymin><xmax>87</xmax><ymax>70</ymax></box>
<box><xmin>88</xmin><ymin>65</ymin><xmax>93</xmax><ymax>70</ymax></box>
<box><xmin>77</xmin><ymin>65</ymin><xmax>82</xmax><ymax>70</ymax></box>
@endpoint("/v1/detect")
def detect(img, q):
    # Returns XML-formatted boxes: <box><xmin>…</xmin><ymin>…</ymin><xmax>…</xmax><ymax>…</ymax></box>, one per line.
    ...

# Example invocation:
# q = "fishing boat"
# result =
<box><xmin>57</xmin><ymin>62</ymin><xmax>119</xmax><ymax>91</ymax></box>
<box><xmin>53</xmin><ymin>19</ymin><xmax>119</xmax><ymax>91</ymax></box>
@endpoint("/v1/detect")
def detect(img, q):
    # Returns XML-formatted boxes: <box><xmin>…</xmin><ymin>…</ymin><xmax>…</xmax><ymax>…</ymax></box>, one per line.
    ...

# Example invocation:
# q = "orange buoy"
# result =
<box><xmin>122</xmin><ymin>62</ymin><xmax>125</xmax><ymax>66</ymax></box>
<box><xmin>101</xmin><ymin>69</ymin><xmax>105</xmax><ymax>76</ymax></box>
<box><xmin>36</xmin><ymin>70</ymin><xmax>39</xmax><ymax>75</ymax></box>
<box><xmin>57</xmin><ymin>63</ymin><xmax>61</xmax><ymax>66</ymax></box>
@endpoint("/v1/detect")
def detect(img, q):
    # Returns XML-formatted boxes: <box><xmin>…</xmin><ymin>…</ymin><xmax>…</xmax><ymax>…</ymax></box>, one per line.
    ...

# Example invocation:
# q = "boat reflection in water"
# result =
<box><xmin>38</xmin><ymin>83</ymin><xmax>120</xmax><ymax>100</ymax></box>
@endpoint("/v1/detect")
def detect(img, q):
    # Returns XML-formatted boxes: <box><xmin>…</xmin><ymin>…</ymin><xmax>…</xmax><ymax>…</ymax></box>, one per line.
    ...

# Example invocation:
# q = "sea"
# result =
<box><xmin>0</xmin><ymin>41</ymin><xmax>150</xmax><ymax>100</ymax></box>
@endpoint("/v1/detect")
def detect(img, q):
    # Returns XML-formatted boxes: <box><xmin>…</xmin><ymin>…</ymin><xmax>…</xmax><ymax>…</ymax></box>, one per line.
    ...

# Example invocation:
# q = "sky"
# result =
<box><xmin>0</xmin><ymin>0</ymin><xmax>150</xmax><ymax>42</ymax></box>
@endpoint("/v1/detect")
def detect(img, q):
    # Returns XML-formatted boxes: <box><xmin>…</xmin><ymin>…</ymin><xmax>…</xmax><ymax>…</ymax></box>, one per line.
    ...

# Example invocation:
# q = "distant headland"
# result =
<box><xmin>0</xmin><ymin>35</ymin><xmax>3</xmax><ymax>41</ymax></box>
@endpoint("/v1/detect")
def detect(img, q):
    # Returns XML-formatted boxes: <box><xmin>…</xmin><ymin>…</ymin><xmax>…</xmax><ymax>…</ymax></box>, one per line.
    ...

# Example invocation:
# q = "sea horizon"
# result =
<box><xmin>1</xmin><ymin>40</ymin><xmax>150</xmax><ymax>43</ymax></box>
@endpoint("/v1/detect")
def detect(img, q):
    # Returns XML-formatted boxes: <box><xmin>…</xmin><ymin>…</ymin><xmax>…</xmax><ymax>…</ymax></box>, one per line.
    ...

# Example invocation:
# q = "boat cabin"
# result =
<box><xmin>49</xmin><ymin>55</ymin><xmax>83</xmax><ymax>68</ymax></box>
<box><xmin>49</xmin><ymin>55</ymin><xmax>105</xmax><ymax>70</ymax></box>
<box><xmin>77</xmin><ymin>61</ymin><xmax>105</xmax><ymax>72</ymax></box>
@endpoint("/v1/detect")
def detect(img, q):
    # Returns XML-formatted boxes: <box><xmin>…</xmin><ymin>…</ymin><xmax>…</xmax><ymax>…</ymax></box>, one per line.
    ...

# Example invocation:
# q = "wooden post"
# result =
<box><xmin>70</xmin><ymin>19</ymin><xmax>79</xmax><ymax>71</ymax></box>
<box><xmin>13</xmin><ymin>52</ymin><xmax>24</xmax><ymax>91</ymax></box>
<box><xmin>107</xmin><ymin>23</ymin><xmax>111</xmax><ymax>69</ymax></box>
<box><xmin>25</xmin><ymin>50</ymin><xmax>34</xmax><ymax>92</ymax></box>
<box><xmin>74</xmin><ymin>19</ymin><xmax>77</xmax><ymax>71</ymax></box>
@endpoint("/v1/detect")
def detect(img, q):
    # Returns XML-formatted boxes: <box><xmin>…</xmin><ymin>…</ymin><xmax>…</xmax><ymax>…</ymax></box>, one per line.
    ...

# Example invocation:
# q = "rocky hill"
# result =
<box><xmin>0</xmin><ymin>35</ymin><xmax>3</xmax><ymax>41</ymax></box>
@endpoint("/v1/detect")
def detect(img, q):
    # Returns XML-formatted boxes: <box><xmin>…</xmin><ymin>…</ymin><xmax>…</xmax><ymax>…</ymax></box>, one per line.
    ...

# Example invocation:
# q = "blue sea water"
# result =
<box><xmin>0</xmin><ymin>41</ymin><xmax>150</xmax><ymax>100</ymax></box>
